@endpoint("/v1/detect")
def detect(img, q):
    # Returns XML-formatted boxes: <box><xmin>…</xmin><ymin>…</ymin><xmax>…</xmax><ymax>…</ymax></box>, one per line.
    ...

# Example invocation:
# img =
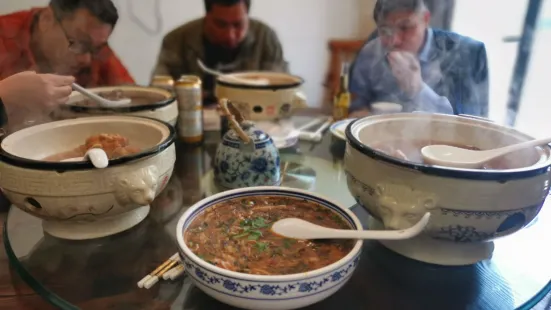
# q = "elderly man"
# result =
<box><xmin>0</xmin><ymin>0</ymin><xmax>134</xmax><ymax>87</ymax></box>
<box><xmin>350</xmin><ymin>0</ymin><xmax>488</xmax><ymax>117</ymax></box>
<box><xmin>153</xmin><ymin>0</ymin><xmax>286</xmax><ymax>104</ymax></box>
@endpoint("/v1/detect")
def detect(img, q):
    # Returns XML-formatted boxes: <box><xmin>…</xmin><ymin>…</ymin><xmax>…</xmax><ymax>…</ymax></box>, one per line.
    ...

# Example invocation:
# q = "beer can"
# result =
<box><xmin>150</xmin><ymin>75</ymin><xmax>174</xmax><ymax>92</ymax></box>
<box><xmin>175</xmin><ymin>75</ymin><xmax>203</xmax><ymax>144</ymax></box>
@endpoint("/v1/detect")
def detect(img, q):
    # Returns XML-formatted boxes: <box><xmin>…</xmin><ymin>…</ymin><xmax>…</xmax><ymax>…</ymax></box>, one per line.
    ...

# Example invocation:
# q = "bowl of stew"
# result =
<box><xmin>0</xmin><ymin>116</ymin><xmax>176</xmax><ymax>240</ymax></box>
<box><xmin>54</xmin><ymin>86</ymin><xmax>178</xmax><ymax>125</ymax></box>
<box><xmin>345</xmin><ymin>113</ymin><xmax>551</xmax><ymax>266</ymax></box>
<box><xmin>176</xmin><ymin>187</ymin><xmax>363</xmax><ymax>310</ymax></box>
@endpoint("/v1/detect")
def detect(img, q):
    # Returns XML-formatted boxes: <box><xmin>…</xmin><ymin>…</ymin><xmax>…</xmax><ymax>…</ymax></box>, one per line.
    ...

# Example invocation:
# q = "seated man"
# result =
<box><xmin>350</xmin><ymin>0</ymin><xmax>489</xmax><ymax>117</ymax></box>
<box><xmin>152</xmin><ymin>0</ymin><xmax>287</xmax><ymax>104</ymax></box>
<box><xmin>0</xmin><ymin>0</ymin><xmax>134</xmax><ymax>87</ymax></box>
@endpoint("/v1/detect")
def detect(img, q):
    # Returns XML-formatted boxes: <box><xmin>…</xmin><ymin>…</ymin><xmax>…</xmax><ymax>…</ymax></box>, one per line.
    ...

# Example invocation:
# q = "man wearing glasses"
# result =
<box><xmin>0</xmin><ymin>0</ymin><xmax>134</xmax><ymax>87</ymax></box>
<box><xmin>349</xmin><ymin>0</ymin><xmax>489</xmax><ymax>117</ymax></box>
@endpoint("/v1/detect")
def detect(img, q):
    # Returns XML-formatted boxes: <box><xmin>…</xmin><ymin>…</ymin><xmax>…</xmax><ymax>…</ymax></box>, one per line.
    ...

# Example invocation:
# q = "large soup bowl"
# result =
<box><xmin>345</xmin><ymin>113</ymin><xmax>551</xmax><ymax>265</ymax></box>
<box><xmin>215</xmin><ymin>72</ymin><xmax>307</xmax><ymax>121</ymax></box>
<box><xmin>176</xmin><ymin>187</ymin><xmax>363</xmax><ymax>310</ymax></box>
<box><xmin>0</xmin><ymin>116</ymin><xmax>176</xmax><ymax>240</ymax></box>
<box><xmin>54</xmin><ymin>86</ymin><xmax>178</xmax><ymax>126</ymax></box>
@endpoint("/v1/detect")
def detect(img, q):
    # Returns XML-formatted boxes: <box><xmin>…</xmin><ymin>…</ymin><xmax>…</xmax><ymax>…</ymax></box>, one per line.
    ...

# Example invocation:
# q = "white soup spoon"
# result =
<box><xmin>72</xmin><ymin>83</ymin><xmax>131</xmax><ymax>108</ymax></box>
<box><xmin>196</xmin><ymin>59</ymin><xmax>270</xmax><ymax>86</ymax></box>
<box><xmin>421</xmin><ymin>137</ymin><xmax>551</xmax><ymax>169</ymax></box>
<box><xmin>271</xmin><ymin>212</ymin><xmax>430</xmax><ymax>240</ymax></box>
<box><xmin>61</xmin><ymin>148</ymin><xmax>109</xmax><ymax>169</ymax></box>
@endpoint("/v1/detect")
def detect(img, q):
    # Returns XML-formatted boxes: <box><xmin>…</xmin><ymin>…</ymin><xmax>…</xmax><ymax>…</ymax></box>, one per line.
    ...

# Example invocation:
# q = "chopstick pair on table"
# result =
<box><xmin>137</xmin><ymin>253</ymin><xmax>185</xmax><ymax>289</ymax></box>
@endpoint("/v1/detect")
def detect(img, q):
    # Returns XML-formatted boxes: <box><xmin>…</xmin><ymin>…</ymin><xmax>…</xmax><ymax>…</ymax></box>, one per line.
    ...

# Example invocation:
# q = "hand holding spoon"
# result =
<box><xmin>71</xmin><ymin>83</ymin><xmax>131</xmax><ymax>108</ymax></box>
<box><xmin>61</xmin><ymin>148</ymin><xmax>109</xmax><ymax>169</ymax></box>
<box><xmin>271</xmin><ymin>212</ymin><xmax>430</xmax><ymax>240</ymax></box>
<box><xmin>421</xmin><ymin>137</ymin><xmax>551</xmax><ymax>169</ymax></box>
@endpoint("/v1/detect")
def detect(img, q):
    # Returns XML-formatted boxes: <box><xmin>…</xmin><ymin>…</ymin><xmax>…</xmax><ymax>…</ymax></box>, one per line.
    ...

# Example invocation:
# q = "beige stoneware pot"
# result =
<box><xmin>345</xmin><ymin>113</ymin><xmax>551</xmax><ymax>265</ymax></box>
<box><xmin>215</xmin><ymin>72</ymin><xmax>307</xmax><ymax>121</ymax></box>
<box><xmin>0</xmin><ymin>116</ymin><xmax>176</xmax><ymax>240</ymax></box>
<box><xmin>55</xmin><ymin>86</ymin><xmax>178</xmax><ymax>126</ymax></box>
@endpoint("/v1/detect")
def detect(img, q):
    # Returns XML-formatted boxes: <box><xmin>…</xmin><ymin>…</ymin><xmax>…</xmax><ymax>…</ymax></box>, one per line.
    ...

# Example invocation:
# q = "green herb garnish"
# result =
<box><xmin>248</xmin><ymin>230</ymin><xmax>263</xmax><ymax>240</ymax></box>
<box><xmin>255</xmin><ymin>242</ymin><xmax>268</xmax><ymax>252</ymax></box>
<box><xmin>283</xmin><ymin>238</ymin><xmax>296</xmax><ymax>249</ymax></box>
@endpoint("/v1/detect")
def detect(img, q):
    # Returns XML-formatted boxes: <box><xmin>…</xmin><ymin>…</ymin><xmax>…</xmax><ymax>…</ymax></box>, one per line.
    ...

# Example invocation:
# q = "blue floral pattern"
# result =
<box><xmin>214</xmin><ymin>122</ymin><xmax>281</xmax><ymax>189</ymax></box>
<box><xmin>182</xmin><ymin>254</ymin><xmax>361</xmax><ymax>298</ymax></box>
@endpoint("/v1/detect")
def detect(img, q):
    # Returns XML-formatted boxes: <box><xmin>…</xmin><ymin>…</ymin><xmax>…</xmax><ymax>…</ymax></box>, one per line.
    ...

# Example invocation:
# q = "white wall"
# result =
<box><xmin>1</xmin><ymin>0</ymin><xmax>372</xmax><ymax>107</ymax></box>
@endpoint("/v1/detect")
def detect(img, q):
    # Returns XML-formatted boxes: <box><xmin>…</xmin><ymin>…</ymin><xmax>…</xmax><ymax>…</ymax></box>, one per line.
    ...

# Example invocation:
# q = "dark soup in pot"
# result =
<box><xmin>371</xmin><ymin>140</ymin><xmax>509</xmax><ymax>169</ymax></box>
<box><xmin>184</xmin><ymin>196</ymin><xmax>355</xmax><ymax>275</ymax></box>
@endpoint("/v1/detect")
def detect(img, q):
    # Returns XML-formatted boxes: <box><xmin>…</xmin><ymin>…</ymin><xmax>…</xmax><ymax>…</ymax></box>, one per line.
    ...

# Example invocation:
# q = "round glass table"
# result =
<box><xmin>4</xmin><ymin>116</ymin><xmax>551</xmax><ymax>310</ymax></box>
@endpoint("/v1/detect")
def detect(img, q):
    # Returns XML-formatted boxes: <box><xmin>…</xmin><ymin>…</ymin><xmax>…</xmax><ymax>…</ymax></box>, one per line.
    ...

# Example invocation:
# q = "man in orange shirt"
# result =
<box><xmin>0</xmin><ymin>0</ymin><xmax>134</xmax><ymax>87</ymax></box>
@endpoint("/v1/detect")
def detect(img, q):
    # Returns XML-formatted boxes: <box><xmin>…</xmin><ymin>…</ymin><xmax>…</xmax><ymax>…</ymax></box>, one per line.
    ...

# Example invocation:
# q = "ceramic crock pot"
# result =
<box><xmin>176</xmin><ymin>186</ymin><xmax>363</xmax><ymax>310</ymax></box>
<box><xmin>215</xmin><ymin>72</ymin><xmax>307</xmax><ymax>121</ymax></box>
<box><xmin>0</xmin><ymin>116</ymin><xmax>176</xmax><ymax>240</ymax></box>
<box><xmin>344</xmin><ymin>113</ymin><xmax>551</xmax><ymax>266</ymax></box>
<box><xmin>55</xmin><ymin>86</ymin><xmax>178</xmax><ymax>126</ymax></box>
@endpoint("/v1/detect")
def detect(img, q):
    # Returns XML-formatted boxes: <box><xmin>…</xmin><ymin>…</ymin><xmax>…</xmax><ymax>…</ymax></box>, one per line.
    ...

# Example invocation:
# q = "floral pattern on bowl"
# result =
<box><xmin>214</xmin><ymin>121</ymin><xmax>281</xmax><ymax>189</ymax></box>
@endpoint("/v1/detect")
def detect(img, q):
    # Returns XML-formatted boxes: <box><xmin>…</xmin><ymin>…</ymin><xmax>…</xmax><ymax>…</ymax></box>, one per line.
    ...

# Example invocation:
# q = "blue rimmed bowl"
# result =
<box><xmin>175</xmin><ymin>187</ymin><xmax>363</xmax><ymax>310</ymax></box>
<box><xmin>344</xmin><ymin>113</ymin><xmax>551</xmax><ymax>266</ymax></box>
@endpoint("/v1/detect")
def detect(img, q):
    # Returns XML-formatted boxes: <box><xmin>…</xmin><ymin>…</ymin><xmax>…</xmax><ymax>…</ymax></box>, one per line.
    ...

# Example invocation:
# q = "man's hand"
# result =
<box><xmin>387</xmin><ymin>51</ymin><xmax>423</xmax><ymax>98</ymax></box>
<box><xmin>0</xmin><ymin>71</ymin><xmax>75</xmax><ymax>123</ymax></box>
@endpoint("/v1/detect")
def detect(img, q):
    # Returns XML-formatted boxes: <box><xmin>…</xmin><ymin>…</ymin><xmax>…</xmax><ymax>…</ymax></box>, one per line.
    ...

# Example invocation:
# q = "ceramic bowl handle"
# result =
<box><xmin>115</xmin><ymin>166</ymin><xmax>159</xmax><ymax>206</ymax></box>
<box><xmin>374</xmin><ymin>183</ymin><xmax>438</xmax><ymax>230</ymax></box>
<box><xmin>292</xmin><ymin>91</ymin><xmax>308</xmax><ymax>110</ymax></box>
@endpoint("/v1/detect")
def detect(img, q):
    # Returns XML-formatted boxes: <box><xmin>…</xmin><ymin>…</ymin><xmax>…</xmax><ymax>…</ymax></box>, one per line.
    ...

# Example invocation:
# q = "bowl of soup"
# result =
<box><xmin>55</xmin><ymin>86</ymin><xmax>178</xmax><ymax>125</ymax></box>
<box><xmin>344</xmin><ymin>113</ymin><xmax>551</xmax><ymax>265</ymax></box>
<box><xmin>176</xmin><ymin>187</ymin><xmax>363</xmax><ymax>310</ymax></box>
<box><xmin>215</xmin><ymin>72</ymin><xmax>308</xmax><ymax>121</ymax></box>
<box><xmin>0</xmin><ymin>116</ymin><xmax>176</xmax><ymax>240</ymax></box>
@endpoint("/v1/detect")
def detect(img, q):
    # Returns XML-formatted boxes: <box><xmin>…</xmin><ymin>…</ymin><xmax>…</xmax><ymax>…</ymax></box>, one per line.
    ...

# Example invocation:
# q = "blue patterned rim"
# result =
<box><xmin>176</xmin><ymin>187</ymin><xmax>363</xmax><ymax>281</ymax></box>
<box><xmin>345</xmin><ymin>116</ymin><xmax>551</xmax><ymax>181</ymax></box>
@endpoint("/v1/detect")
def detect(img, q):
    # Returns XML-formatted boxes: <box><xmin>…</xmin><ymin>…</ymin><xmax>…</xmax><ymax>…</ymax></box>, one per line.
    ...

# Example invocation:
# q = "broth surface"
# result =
<box><xmin>185</xmin><ymin>196</ymin><xmax>354</xmax><ymax>275</ymax></box>
<box><xmin>73</xmin><ymin>89</ymin><xmax>165</xmax><ymax>107</ymax></box>
<box><xmin>43</xmin><ymin>134</ymin><xmax>141</xmax><ymax>161</ymax></box>
<box><xmin>372</xmin><ymin>140</ymin><xmax>508</xmax><ymax>169</ymax></box>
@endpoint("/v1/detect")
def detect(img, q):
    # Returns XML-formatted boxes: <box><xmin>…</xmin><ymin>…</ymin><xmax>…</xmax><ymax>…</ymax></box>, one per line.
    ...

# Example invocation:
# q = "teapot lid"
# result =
<box><xmin>224</xmin><ymin>121</ymin><xmax>271</xmax><ymax>144</ymax></box>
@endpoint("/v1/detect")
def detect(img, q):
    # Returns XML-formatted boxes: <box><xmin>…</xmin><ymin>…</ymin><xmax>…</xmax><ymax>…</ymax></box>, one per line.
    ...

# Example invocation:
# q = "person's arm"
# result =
<box><xmin>259</xmin><ymin>28</ymin><xmax>288</xmax><ymax>72</ymax></box>
<box><xmin>152</xmin><ymin>32</ymin><xmax>186</xmax><ymax>79</ymax></box>
<box><xmin>348</xmin><ymin>53</ymin><xmax>373</xmax><ymax>115</ymax></box>
<box><xmin>98</xmin><ymin>47</ymin><xmax>135</xmax><ymax>86</ymax></box>
<box><xmin>460</xmin><ymin>43</ymin><xmax>489</xmax><ymax>117</ymax></box>
<box><xmin>410</xmin><ymin>83</ymin><xmax>454</xmax><ymax>114</ymax></box>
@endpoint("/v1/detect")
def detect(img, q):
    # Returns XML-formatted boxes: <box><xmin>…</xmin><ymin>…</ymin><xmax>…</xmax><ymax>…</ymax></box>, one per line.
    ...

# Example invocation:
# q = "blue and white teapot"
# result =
<box><xmin>214</xmin><ymin>118</ymin><xmax>281</xmax><ymax>189</ymax></box>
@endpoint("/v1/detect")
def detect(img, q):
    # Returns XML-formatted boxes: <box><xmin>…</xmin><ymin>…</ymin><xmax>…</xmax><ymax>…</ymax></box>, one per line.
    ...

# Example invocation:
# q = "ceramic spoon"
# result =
<box><xmin>196</xmin><ymin>59</ymin><xmax>270</xmax><ymax>86</ymax></box>
<box><xmin>61</xmin><ymin>148</ymin><xmax>109</xmax><ymax>169</ymax></box>
<box><xmin>71</xmin><ymin>83</ymin><xmax>131</xmax><ymax>108</ymax></box>
<box><xmin>271</xmin><ymin>212</ymin><xmax>430</xmax><ymax>240</ymax></box>
<box><xmin>421</xmin><ymin>137</ymin><xmax>551</xmax><ymax>169</ymax></box>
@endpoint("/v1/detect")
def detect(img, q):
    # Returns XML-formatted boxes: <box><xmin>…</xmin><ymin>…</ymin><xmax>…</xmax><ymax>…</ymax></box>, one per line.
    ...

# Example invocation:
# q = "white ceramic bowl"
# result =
<box><xmin>55</xmin><ymin>86</ymin><xmax>178</xmax><ymax>126</ymax></box>
<box><xmin>0</xmin><ymin>116</ymin><xmax>176</xmax><ymax>240</ymax></box>
<box><xmin>215</xmin><ymin>72</ymin><xmax>307</xmax><ymax>121</ymax></box>
<box><xmin>176</xmin><ymin>187</ymin><xmax>363</xmax><ymax>310</ymax></box>
<box><xmin>344</xmin><ymin>113</ymin><xmax>551</xmax><ymax>265</ymax></box>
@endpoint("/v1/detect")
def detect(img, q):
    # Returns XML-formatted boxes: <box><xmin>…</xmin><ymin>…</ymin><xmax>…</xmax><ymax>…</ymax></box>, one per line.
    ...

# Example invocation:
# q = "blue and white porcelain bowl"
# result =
<box><xmin>345</xmin><ymin>113</ymin><xmax>551</xmax><ymax>266</ymax></box>
<box><xmin>176</xmin><ymin>187</ymin><xmax>363</xmax><ymax>310</ymax></box>
<box><xmin>214</xmin><ymin>121</ymin><xmax>281</xmax><ymax>189</ymax></box>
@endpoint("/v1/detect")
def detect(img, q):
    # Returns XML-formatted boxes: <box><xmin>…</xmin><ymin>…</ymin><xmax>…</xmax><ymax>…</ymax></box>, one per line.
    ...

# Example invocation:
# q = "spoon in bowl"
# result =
<box><xmin>61</xmin><ymin>148</ymin><xmax>109</xmax><ymax>169</ymax></box>
<box><xmin>271</xmin><ymin>212</ymin><xmax>430</xmax><ymax>240</ymax></box>
<box><xmin>421</xmin><ymin>137</ymin><xmax>551</xmax><ymax>169</ymax></box>
<box><xmin>71</xmin><ymin>83</ymin><xmax>131</xmax><ymax>108</ymax></box>
<box><xmin>196</xmin><ymin>59</ymin><xmax>270</xmax><ymax>86</ymax></box>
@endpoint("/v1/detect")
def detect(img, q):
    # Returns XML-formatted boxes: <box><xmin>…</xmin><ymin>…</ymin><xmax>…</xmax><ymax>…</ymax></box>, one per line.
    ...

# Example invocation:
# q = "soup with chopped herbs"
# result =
<box><xmin>184</xmin><ymin>196</ymin><xmax>354</xmax><ymax>275</ymax></box>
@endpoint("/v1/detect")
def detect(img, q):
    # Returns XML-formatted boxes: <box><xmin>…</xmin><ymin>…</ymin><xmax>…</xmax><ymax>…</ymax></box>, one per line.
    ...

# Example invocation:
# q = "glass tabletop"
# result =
<box><xmin>4</xmin><ymin>116</ymin><xmax>551</xmax><ymax>310</ymax></box>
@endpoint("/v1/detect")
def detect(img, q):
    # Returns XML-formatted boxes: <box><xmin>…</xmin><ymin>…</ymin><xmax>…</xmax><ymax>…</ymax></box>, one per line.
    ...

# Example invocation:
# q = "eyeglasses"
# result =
<box><xmin>54</xmin><ymin>13</ymin><xmax>105</xmax><ymax>55</ymax></box>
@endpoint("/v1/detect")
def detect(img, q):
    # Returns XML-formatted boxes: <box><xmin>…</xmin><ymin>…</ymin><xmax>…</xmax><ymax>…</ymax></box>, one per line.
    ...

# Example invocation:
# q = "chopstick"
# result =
<box><xmin>297</xmin><ymin>117</ymin><xmax>326</xmax><ymax>132</ymax></box>
<box><xmin>137</xmin><ymin>253</ymin><xmax>182</xmax><ymax>289</ymax></box>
